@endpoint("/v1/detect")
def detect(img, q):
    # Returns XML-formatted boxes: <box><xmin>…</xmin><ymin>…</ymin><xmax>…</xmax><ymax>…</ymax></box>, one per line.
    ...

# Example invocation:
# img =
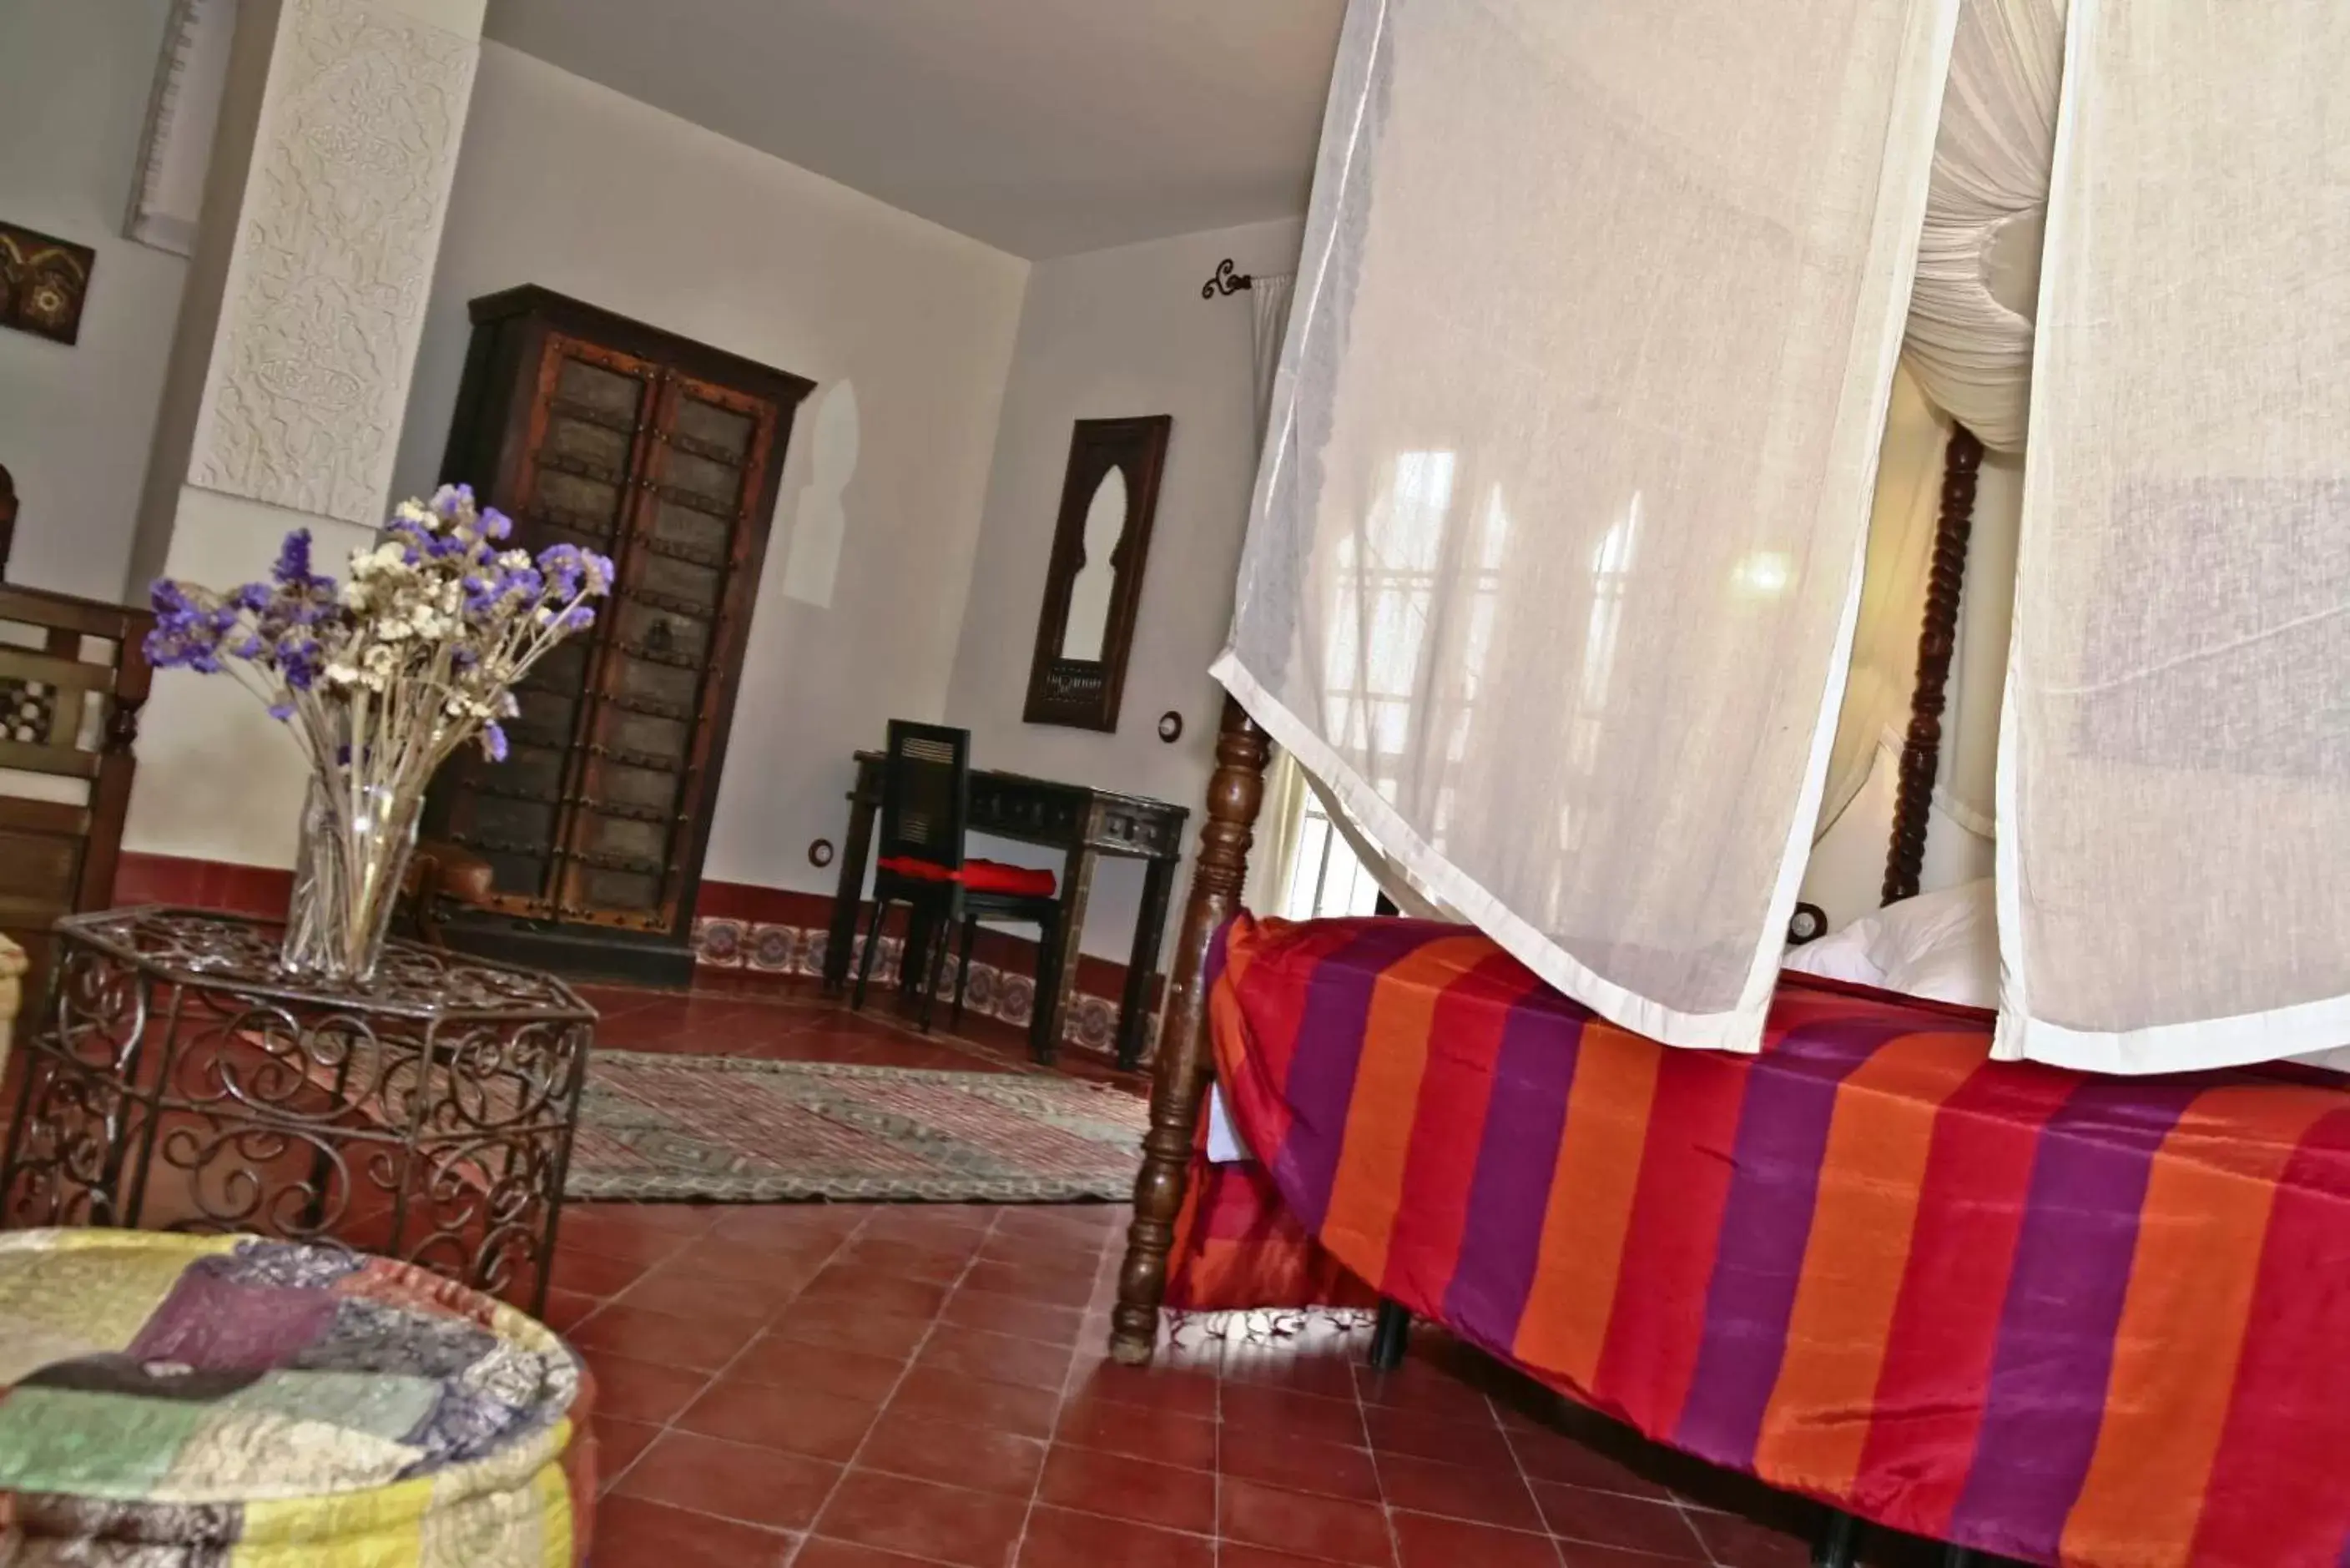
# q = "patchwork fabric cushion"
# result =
<box><xmin>0</xmin><ymin>1230</ymin><xmax>589</xmax><ymax>1566</ymax></box>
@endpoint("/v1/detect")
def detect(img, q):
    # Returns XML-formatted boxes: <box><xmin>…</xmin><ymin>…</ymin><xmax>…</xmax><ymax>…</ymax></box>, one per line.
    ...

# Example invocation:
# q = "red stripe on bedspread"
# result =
<box><xmin>1174</xmin><ymin>914</ymin><xmax>2350</xmax><ymax>1568</ymax></box>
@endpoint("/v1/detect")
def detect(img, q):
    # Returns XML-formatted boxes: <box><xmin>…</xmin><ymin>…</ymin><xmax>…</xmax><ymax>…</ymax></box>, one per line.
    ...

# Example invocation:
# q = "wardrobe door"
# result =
<box><xmin>450</xmin><ymin>331</ymin><xmax>659</xmax><ymax>917</ymax></box>
<box><xmin>556</xmin><ymin>369</ymin><xmax>779</xmax><ymax>933</ymax></box>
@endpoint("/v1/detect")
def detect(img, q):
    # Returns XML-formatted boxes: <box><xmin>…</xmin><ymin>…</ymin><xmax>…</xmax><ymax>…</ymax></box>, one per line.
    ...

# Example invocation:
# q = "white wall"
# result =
<box><xmin>945</xmin><ymin>218</ymin><xmax>1304</xmax><ymax>961</ymax></box>
<box><xmin>390</xmin><ymin>43</ymin><xmax>1029</xmax><ymax>890</ymax></box>
<box><xmin>0</xmin><ymin>0</ymin><xmax>188</xmax><ymax>602</ymax></box>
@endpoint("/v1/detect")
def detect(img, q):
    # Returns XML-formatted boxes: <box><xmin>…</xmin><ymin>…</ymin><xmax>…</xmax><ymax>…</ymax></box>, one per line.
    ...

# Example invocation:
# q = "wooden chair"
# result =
<box><xmin>851</xmin><ymin>721</ymin><xmax>1065</xmax><ymax>1058</ymax></box>
<box><xmin>0</xmin><ymin>464</ymin><xmax>17</xmax><ymax>584</ymax></box>
<box><xmin>0</xmin><ymin>584</ymin><xmax>154</xmax><ymax>996</ymax></box>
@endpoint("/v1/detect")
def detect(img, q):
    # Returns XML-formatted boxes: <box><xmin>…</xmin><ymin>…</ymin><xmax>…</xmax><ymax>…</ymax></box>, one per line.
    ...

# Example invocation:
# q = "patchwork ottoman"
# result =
<box><xmin>0</xmin><ymin>1230</ymin><xmax>593</xmax><ymax>1565</ymax></box>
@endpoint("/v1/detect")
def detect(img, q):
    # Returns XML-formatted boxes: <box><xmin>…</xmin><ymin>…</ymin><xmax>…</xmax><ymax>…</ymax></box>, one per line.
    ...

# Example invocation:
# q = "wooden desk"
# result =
<box><xmin>824</xmin><ymin>753</ymin><xmax>1189</xmax><ymax>1068</ymax></box>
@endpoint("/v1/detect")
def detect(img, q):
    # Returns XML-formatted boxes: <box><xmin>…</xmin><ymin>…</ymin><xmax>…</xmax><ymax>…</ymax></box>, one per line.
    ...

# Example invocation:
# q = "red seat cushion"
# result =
<box><xmin>878</xmin><ymin>855</ymin><xmax>1057</xmax><ymax>898</ymax></box>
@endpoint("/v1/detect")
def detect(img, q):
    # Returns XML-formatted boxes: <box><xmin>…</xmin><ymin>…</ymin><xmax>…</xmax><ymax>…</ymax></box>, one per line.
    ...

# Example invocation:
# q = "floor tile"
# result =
<box><xmin>915</xmin><ymin>1323</ymin><xmax>1074</xmax><ymax>1391</ymax></box>
<box><xmin>1062</xmin><ymin>1359</ymin><xmax>1220</xmax><ymax>1419</ymax></box>
<box><xmin>887</xmin><ymin>1364</ymin><xmax>1061</xmax><ymax>1439</ymax></box>
<box><xmin>568</xmin><ymin>1302</ymin><xmax>761</xmax><ymax>1373</ymax></box>
<box><xmin>667</xmin><ymin>1234</ymin><xmax>840</xmax><ymax>1289</ymax></box>
<box><xmin>1218</xmin><ymin>1423</ymin><xmax>1382</xmax><ymax>1502</ymax></box>
<box><xmin>548</xmin><ymin>1247</ymin><xmax>648</xmax><ymax>1298</ymax></box>
<box><xmin>1531</xmin><ymin>1482</ymin><xmax>1710</xmax><ymax>1560</ymax></box>
<box><xmin>855</xmin><ymin>1409</ymin><xmax>1047</xmax><ymax>1495</ymax></box>
<box><xmin>798</xmin><ymin>1265</ymin><xmax>955</xmax><ymax>1320</ymax></box>
<box><xmin>589</xmin><ymin>1416</ymin><xmax>663</xmax><ymax>1491</ymax></box>
<box><xmin>1016</xmin><ymin>1505</ymin><xmax>1213</xmax><ymax>1568</ymax></box>
<box><xmin>582</xmin><ymin>1351</ymin><xmax>711</xmax><ymax>1425</ymax></box>
<box><xmin>558</xmin><ymin>1206</ymin><xmax>706</xmax><ymax>1269</ymax></box>
<box><xmin>794</xmin><ymin>1541</ymin><xmax>947</xmax><ymax>1567</ymax></box>
<box><xmin>1682</xmin><ymin>1506</ymin><xmax>1817</xmax><ymax>1568</ymax></box>
<box><xmin>1036</xmin><ymin>1442</ymin><xmax>1216</xmax><ymax>1533</ymax></box>
<box><xmin>613</xmin><ymin>1430</ymin><xmax>840</xmax><ymax>1530</ymax></box>
<box><xmin>538</xmin><ymin>1287</ymin><xmax>601</xmax><ymax>1334</ymax></box>
<box><xmin>1051</xmin><ymin>1392</ymin><xmax>1216</xmax><ymax>1470</ymax></box>
<box><xmin>1391</xmin><ymin>1511</ymin><xmax>1561</xmax><ymax>1568</ymax></box>
<box><xmin>1218</xmin><ymin>1384</ymin><xmax>1366</xmax><ymax>1445</ymax></box>
<box><xmin>675</xmin><ymin>1379</ymin><xmax>881</xmax><ymax>1461</ymax></box>
<box><xmin>1221</xmin><ymin>1547</ymin><xmax>1355</xmax><ymax>1568</ymax></box>
<box><xmin>835</xmin><ymin>1236</ymin><xmax>980</xmax><ymax>1283</ymax></box>
<box><xmin>733</xmin><ymin>1339</ymin><xmax>910</xmax><ymax>1401</ymax></box>
<box><xmin>1220</xmin><ymin>1476</ymin><xmax>1396</xmax><ymax>1566</ymax></box>
<box><xmin>767</xmin><ymin>1297</ymin><xmax>936</xmax><ymax>1359</ymax></box>
<box><xmin>620</xmin><ymin>1260</ymin><xmax>804</xmax><ymax>1324</ymax></box>
<box><xmin>591</xmin><ymin>1495</ymin><xmax>795</xmax><ymax>1568</ymax></box>
<box><xmin>960</xmin><ymin>1258</ymin><xmax>1097</xmax><ymax>1308</ymax></box>
<box><xmin>812</xmin><ymin>1470</ymin><xmax>1030</xmax><ymax>1568</ymax></box>
<box><xmin>1505</xmin><ymin>1420</ymin><xmax>1681</xmax><ymax>1500</ymax></box>
<box><xmin>1363</xmin><ymin>1405</ymin><xmax>1519</xmax><ymax>1467</ymax></box>
<box><xmin>938</xmin><ymin>1284</ymin><xmax>1087</xmax><ymax>1346</ymax></box>
<box><xmin>1374</xmin><ymin>1451</ymin><xmax>1547</xmax><ymax>1531</ymax></box>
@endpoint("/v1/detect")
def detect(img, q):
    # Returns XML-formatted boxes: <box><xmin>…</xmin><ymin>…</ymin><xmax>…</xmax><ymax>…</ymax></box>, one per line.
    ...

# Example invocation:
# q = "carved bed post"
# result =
<box><xmin>1881</xmin><ymin>423</ymin><xmax>1981</xmax><ymax>905</ymax></box>
<box><xmin>1111</xmin><ymin>694</ymin><xmax>1268</xmax><ymax>1365</ymax></box>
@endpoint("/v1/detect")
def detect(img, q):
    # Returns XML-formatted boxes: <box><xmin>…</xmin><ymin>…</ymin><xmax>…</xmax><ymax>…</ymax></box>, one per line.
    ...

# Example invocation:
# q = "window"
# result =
<box><xmin>1280</xmin><ymin>788</ymin><xmax>1388</xmax><ymax>920</ymax></box>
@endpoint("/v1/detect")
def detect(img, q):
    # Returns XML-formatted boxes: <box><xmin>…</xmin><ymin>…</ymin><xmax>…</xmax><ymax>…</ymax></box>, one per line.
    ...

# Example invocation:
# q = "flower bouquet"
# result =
<box><xmin>146</xmin><ymin>487</ymin><xmax>613</xmax><ymax>983</ymax></box>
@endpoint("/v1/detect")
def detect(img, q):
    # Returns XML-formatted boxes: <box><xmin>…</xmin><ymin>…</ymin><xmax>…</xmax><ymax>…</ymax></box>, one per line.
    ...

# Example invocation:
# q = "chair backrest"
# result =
<box><xmin>0</xmin><ymin>584</ymin><xmax>154</xmax><ymax>991</ymax></box>
<box><xmin>0</xmin><ymin>464</ymin><xmax>17</xmax><ymax>582</ymax></box>
<box><xmin>878</xmin><ymin>720</ymin><xmax>971</xmax><ymax>872</ymax></box>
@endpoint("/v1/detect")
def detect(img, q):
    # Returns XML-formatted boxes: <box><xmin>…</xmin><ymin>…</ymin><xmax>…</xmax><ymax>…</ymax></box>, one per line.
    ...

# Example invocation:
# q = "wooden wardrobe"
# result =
<box><xmin>426</xmin><ymin>286</ymin><xmax>813</xmax><ymax>983</ymax></box>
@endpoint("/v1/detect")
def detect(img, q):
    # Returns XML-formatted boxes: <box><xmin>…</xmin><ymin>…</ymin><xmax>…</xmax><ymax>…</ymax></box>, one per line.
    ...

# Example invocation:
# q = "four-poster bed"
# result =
<box><xmin>1105</xmin><ymin>1</ymin><xmax>2350</xmax><ymax>1562</ymax></box>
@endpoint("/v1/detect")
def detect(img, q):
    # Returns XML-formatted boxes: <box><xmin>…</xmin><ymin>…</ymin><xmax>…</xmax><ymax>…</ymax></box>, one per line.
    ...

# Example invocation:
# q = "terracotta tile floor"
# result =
<box><xmin>549</xmin><ymin>981</ymin><xmax>1993</xmax><ymax>1567</ymax></box>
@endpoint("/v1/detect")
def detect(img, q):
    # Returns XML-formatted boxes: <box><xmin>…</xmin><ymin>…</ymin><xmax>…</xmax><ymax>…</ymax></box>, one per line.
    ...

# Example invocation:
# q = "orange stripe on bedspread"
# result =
<box><xmin>1319</xmin><ymin>935</ymin><xmax>1508</xmax><ymax>1283</ymax></box>
<box><xmin>1752</xmin><ymin>1031</ymin><xmax>1981</xmax><ymax>1495</ymax></box>
<box><xmin>1511</xmin><ymin>1021</ymin><xmax>1661</xmax><ymax>1390</ymax></box>
<box><xmin>2060</xmin><ymin>1085</ymin><xmax>2338</xmax><ymax>1568</ymax></box>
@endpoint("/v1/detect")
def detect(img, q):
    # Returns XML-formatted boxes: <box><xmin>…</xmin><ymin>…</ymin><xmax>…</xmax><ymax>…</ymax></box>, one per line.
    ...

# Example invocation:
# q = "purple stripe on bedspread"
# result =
<box><xmin>1272</xmin><ymin>921</ymin><xmax>1449</xmax><ymax>1233</ymax></box>
<box><xmin>1440</xmin><ymin>987</ymin><xmax>1586</xmax><ymax>1344</ymax></box>
<box><xmin>1949</xmin><ymin>1078</ymin><xmax>2203</xmax><ymax>1557</ymax></box>
<box><xmin>1672</xmin><ymin>1020</ymin><xmax>1896</xmax><ymax>1465</ymax></box>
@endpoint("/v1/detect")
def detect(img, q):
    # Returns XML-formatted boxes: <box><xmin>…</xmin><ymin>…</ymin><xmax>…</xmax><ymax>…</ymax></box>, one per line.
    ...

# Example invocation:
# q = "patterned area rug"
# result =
<box><xmin>565</xmin><ymin>1055</ymin><xmax>1151</xmax><ymax>1202</ymax></box>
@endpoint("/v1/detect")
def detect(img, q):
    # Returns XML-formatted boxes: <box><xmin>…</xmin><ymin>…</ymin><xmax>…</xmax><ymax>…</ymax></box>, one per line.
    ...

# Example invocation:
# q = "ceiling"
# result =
<box><xmin>482</xmin><ymin>0</ymin><xmax>1346</xmax><ymax>259</ymax></box>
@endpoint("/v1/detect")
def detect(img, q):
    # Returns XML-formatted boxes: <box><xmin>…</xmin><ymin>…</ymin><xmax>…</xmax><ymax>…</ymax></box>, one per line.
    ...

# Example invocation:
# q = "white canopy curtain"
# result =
<box><xmin>1994</xmin><ymin>0</ymin><xmax>2350</xmax><ymax>1072</ymax></box>
<box><xmin>1216</xmin><ymin>0</ymin><xmax>1962</xmax><ymax>1052</ymax></box>
<box><xmin>1240</xmin><ymin>273</ymin><xmax>1451</xmax><ymax>924</ymax></box>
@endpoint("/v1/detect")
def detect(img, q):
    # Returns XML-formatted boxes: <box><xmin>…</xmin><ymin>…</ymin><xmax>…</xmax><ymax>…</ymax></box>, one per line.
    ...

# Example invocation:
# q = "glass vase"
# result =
<box><xmin>280</xmin><ymin>770</ymin><xmax>424</xmax><ymax>986</ymax></box>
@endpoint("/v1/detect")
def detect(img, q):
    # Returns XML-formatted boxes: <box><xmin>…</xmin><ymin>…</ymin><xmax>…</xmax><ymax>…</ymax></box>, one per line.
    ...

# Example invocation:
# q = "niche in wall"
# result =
<box><xmin>1022</xmin><ymin>415</ymin><xmax>1170</xmax><ymax>732</ymax></box>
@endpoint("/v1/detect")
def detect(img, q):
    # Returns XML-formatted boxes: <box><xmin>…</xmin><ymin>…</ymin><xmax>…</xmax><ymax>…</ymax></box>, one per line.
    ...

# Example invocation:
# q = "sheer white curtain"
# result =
<box><xmin>1240</xmin><ymin>275</ymin><xmax>1310</xmax><ymax>917</ymax></box>
<box><xmin>1995</xmin><ymin>0</ymin><xmax>2350</xmax><ymax>1071</ymax></box>
<box><xmin>1218</xmin><ymin>0</ymin><xmax>1960</xmax><ymax>1051</ymax></box>
<box><xmin>1901</xmin><ymin>0</ymin><xmax>2063</xmax><ymax>455</ymax></box>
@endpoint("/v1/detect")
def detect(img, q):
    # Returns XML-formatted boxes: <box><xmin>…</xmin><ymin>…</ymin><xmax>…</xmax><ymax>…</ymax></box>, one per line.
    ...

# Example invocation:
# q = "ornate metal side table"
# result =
<box><xmin>0</xmin><ymin>907</ymin><xmax>595</xmax><ymax>1313</ymax></box>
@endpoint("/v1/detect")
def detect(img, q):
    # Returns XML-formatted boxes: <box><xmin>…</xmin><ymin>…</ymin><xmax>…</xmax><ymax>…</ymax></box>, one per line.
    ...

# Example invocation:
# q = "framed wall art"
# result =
<box><xmin>0</xmin><ymin>224</ymin><xmax>95</xmax><ymax>345</ymax></box>
<box><xmin>1023</xmin><ymin>415</ymin><xmax>1172</xmax><ymax>732</ymax></box>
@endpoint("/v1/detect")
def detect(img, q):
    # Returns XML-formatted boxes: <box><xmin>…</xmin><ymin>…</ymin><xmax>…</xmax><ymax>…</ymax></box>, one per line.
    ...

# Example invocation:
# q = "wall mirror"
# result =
<box><xmin>1024</xmin><ymin>415</ymin><xmax>1171</xmax><ymax>731</ymax></box>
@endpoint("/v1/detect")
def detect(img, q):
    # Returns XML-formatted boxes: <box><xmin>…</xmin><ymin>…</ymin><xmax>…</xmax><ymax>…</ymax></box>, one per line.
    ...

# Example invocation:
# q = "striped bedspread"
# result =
<box><xmin>1171</xmin><ymin>915</ymin><xmax>2350</xmax><ymax>1568</ymax></box>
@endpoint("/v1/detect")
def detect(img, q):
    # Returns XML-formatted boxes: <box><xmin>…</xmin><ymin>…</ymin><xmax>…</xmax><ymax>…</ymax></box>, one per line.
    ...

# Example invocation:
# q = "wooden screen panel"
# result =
<box><xmin>556</xmin><ymin>371</ymin><xmax>775</xmax><ymax>930</ymax></box>
<box><xmin>443</xmin><ymin>332</ymin><xmax>659</xmax><ymax>918</ymax></box>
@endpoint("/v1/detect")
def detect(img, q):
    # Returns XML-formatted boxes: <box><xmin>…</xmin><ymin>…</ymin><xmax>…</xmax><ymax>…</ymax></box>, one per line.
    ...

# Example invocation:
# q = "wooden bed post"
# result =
<box><xmin>1110</xmin><ymin>694</ymin><xmax>1268</xmax><ymax>1365</ymax></box>
<box><xmin>1881</xmin><ymin>423</ymin><xmax>1981</xmax><ymax>905</ymax></box>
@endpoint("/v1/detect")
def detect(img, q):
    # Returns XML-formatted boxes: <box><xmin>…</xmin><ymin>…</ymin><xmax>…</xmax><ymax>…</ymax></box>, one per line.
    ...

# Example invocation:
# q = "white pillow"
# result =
<box><xmin>1786</xmin><ymin>879</ymin><xmax>1998</xmax><ymax>1010</ymax></box>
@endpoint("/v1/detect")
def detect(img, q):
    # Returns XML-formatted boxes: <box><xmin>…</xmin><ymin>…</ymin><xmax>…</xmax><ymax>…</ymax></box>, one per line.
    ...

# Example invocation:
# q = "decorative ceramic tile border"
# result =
<box><xmin>104</xmin><ymin>855</ymin><xmax>1157</xmax><ymax>1063</ymax></box>
<box><xmin>691</xmin><ymin>918</ymin><xmax>1144</xmax><ymax>1060</ymax></box>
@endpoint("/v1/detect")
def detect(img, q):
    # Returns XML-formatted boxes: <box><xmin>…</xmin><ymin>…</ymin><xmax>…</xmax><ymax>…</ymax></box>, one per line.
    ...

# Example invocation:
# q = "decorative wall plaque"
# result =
<box><xmin>0</xmin><ymin>224</ymin><xmax>95</xmax><ymax>345</ymax></box>
<box><xmin>1023</xmin><ymin>416</ymin><xmax>1172</xmax><ymax>732</ymax></box>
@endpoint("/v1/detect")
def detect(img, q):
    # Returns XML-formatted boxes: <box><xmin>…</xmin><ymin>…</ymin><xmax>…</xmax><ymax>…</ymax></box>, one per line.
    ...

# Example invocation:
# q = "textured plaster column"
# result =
<box><xmin>125</xmin><ymin>0</ymin><xmax>484</xmax><ymax>867</ymax></box>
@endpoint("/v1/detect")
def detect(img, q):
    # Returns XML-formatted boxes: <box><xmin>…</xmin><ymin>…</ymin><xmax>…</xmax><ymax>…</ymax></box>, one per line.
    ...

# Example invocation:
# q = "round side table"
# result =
<box><xmin>0</xmin><ymin>908</ymin><xmax>596</xmax><ymax>1313</ymax></box>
